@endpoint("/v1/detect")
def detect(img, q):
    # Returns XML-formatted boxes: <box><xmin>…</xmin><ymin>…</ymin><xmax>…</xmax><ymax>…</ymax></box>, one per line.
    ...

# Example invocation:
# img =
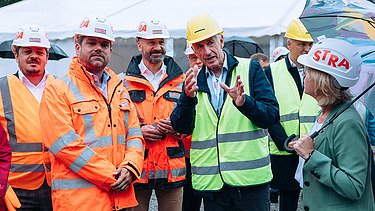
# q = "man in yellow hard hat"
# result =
<box><xmin>171</xmin><ymin>13</ymin><xmax>279</xmax><ymax>210</ymax></box>
<box><xmin>264</xmin><ymin>19</ymin><xmax>320</xmax><ymax>211</ymax></box>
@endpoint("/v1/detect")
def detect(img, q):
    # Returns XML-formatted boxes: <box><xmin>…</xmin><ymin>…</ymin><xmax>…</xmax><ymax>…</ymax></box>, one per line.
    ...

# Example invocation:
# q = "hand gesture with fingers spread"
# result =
<box><xmin>184</xmin><ymin>65</ymin><xmax>199</xmax><ymax>98</ymax></box>
<box><xmin>220</xmin><ymin>75</ymin><xmax>245</xmax><ymax>106</ymax></box>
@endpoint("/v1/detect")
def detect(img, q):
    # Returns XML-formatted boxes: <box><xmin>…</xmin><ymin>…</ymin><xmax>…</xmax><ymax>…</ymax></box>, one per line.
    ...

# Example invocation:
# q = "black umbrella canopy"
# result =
<box><xmin>224</xmin><ymin>36</ymin><xmax>263</xmax><ymax>58</ymax></box>
<box><xmin>0</xmin><ymin>40</ymin><xmax>69</xmax><ymax>60</ymax></box>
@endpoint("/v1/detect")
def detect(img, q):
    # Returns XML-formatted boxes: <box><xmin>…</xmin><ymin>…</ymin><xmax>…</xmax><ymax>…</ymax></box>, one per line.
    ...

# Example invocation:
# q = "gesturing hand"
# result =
<box><xmin>184</xmin><ymin>65</ymin><xmax>199</xmax><ymax>98</ymax></box>
<box><xmin>219</xmin><ymin>75</ymin><xmax>245</xmax><ymax>106</ymax></box>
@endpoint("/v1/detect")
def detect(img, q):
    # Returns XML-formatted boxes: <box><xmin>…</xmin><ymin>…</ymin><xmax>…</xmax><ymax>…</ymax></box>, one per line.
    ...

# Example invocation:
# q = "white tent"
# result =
<box><xmin>0</xmin><ymin>0</ymin><xmax>306</xmax><ymax>76</ymax></box>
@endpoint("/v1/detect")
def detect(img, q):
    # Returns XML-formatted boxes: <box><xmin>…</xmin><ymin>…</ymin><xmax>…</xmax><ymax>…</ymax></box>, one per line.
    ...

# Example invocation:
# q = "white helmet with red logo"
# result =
<box><xmin>12</xmin><ymin>24</ymin><xmax>50</xmax><ymax>49</ymax></box>
<box><xmin>271</xmin><ymin>46</ymin><xmax>289</xmax><ymax>62</ymax></box>
<box><xmin>298</xmin><ymin>38</ymin><xmax>361</xmax><ymax>88</ymax></box>
<box><xmin>75</xmin><ymin>16</ymin><xmax>115</xmax><ymax>42</ymax></box>
<box><xmin>135</xmin><ymin>19</ymin><xmax>170</xmax><ymax>39</ymax></box>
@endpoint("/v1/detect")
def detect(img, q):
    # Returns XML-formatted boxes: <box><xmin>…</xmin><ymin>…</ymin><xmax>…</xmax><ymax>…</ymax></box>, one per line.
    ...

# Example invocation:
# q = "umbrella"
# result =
<box><xmin>0</xmin><ymin>40</ymin><xmax>69</xmax><ymax>60</ymax></box>
<box><xmin>300</xmin><ymin>0</ymin><xmax>375</xmax><ymax>115</ymax></box>
<box><xmin>224</xmin><ymin>36</ymin><xmax>263</xmax><ymax>58</ymax></box>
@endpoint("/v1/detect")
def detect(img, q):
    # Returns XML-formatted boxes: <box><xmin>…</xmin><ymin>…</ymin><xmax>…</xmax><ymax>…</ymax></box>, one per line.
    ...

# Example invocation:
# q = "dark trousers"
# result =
<box><xmin>182</xmin><ymin>157</ymin><xmax>202</xmax><ymax>211</ymax></box>
<box><xmin>203</xmin><ymin>183</ymin><xmax>270</xmax><ymax>211</ymax></box>
<box><xmin>13</xmin><ymin>180</ymin><xmax>52</xmax><ymax>211</ymax></box>
<box><xmin>279</xmin><ymin>189</ymin><xmax>300</xmax><ymax>211</ymax></box>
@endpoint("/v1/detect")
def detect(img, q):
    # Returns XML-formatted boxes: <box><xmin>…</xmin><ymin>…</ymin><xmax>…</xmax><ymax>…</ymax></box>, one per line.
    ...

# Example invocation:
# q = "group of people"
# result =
<box><xmin>0</xmin><ymin>13</ymin><xmax>374</xmax><ymax>211</ymax></box>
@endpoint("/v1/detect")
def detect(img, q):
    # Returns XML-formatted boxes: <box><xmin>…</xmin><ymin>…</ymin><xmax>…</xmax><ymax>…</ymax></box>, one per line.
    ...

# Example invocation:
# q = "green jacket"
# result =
<box><xmin>302</xmin><ymin>102</ymin><xmax>374</xmax><ymax>211</ymax></box>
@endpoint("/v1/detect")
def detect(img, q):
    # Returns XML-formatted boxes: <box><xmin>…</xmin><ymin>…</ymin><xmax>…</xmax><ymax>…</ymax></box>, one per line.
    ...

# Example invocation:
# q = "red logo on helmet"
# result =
<box><xmin>15</xmin><ymin>31</ymin><xmax>24</xmax><ymax>40</ymax></box>
<box><xmin>80</xmin><ymin>20</ymin><xmax>90</xmax><ymax>28</ymax></box>
<box><xmin>313</xmin><ymin>49</ymin><xmax>350</xmax><ymax>70</ymax></box>
<box><xmin>138</xmin><ymin>23</ymin><xmax>147</xmax><ymax>32</ymax></box>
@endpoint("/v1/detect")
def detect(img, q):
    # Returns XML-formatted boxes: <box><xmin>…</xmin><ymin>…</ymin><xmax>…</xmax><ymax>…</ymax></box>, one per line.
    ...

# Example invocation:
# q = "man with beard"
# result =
<box><xmin>0</xmin><ymin>24</ymin><xmax>53</xmax><ymax>210</ymax></box>
<box><xmin>124</xmin><ymin>19</ymin><xmax>186</xmax><ymax>211</ymax></box>
<box><xmin>39</xmin><ymin>16</ymin><xmax>145</xmax><ymax>211</ymax></box>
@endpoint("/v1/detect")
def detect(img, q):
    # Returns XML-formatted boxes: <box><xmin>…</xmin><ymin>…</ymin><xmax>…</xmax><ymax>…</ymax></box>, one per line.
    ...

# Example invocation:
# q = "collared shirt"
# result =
<box><xmin>87</xmin><ymin>70</ymin><xmax>111</xmax><ymax>99</ymax></box>
<box><xmin>205</xmin><ymin>52</ymin><xmax>228</xmax><ymax>115</ymax></box>
<box><xmin>288</xmin><ymin>55</ymin><xmax>304</xmax><ymax>86</ymax></box>
<box><xmin>18</xmin><ymin>70</ymin><xmax>50</xmax><ymax>103</ymax></box>
<box><xmin>139</xmin><ymin>59</ymin><xmax>167</xmax><ymax>91</ymax></box>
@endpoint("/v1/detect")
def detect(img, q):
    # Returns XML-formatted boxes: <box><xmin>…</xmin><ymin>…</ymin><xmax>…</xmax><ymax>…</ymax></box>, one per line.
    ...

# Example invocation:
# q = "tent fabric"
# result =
<box><xmin>0</xmin><ymin>0</ymin><xmax>306</xmax><ymax>42</ymax></box>
<box><xmin>0</xmin><ymin>0</ymin><xmax>306</xmax><ymax>77</ymax></box>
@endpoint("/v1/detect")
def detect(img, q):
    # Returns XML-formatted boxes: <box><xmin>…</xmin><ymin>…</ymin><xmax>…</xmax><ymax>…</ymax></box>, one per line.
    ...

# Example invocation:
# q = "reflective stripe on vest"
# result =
<box><xmin>191</xmin><ymin>58</ymin><xmax>272</xmax><ymax>191</ymax></box>
<box><xmin>51</xmin><ymin>178</ymin><xmax>95</xmax><ymax>190</ymax></box>
<box><xmin>0</xmin><ymin>77</ymin><xmax>42</xmax><ymax>152</ymax></box>
<box><xmin>140</xmin><ymin>167</ymin><xmax>186</xmax><ymax>179</ymax></box>
<box><xmin>269</xmin><ymin>60</ymin><xmax>320</xmax><ymax>155</ymax></box>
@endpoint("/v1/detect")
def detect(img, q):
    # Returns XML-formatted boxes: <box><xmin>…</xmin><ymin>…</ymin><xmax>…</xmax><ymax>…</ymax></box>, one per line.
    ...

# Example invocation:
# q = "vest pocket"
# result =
<box><xmin>71</xmin><ymin>101</ymin><xmax>100</xmax><ymax>114</ymax></box>
<box><xmin>166</xmin><ymin>147</ymin><xmax>185</xmax><ymax>158</ymax></box>
<box><xmin>129</xmin><ymin>90</ymin><xmax>146</xmax><ymax>102</ymax></box>
<box><xmin>163</xmin><ymin>91</ymin><xmax>181</xmax><ymax>102</ymax></box>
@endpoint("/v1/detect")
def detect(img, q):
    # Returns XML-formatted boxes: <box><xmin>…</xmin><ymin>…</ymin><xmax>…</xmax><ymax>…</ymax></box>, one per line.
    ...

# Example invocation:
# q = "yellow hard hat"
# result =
<box><xmin>285</xmin><ymin>19</ymin><xmax>313</xmax><ymax>42</ymax></box>
<box><xmin>186</xmin><ymin>13</ymin><xmax>223</xmax><ymax>44</ymax></box>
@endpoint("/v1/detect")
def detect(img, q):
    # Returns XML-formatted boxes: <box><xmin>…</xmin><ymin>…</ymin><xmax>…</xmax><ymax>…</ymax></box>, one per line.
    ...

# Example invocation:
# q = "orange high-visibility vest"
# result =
<box><xmin>40</xmin><ymin>57</ymin><xmax>145</xmax><ymax>211</ymax></box>
<box><xmin>0</xmin><ymin>75</ymin><xmax>53</xmax><ymax>190</ymax></box>
<box><xmin>124</xmin><ymin>55</ymin><xmax>186</xmax><ymax>184</ymax></box>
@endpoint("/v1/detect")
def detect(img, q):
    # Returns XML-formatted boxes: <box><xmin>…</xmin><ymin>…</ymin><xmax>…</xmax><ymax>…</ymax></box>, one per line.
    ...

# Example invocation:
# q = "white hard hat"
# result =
<box><xmin>298</xmin><ymin>38</ymin><xmax>361</xmax><ymax>88</ymax></box>
<box><xmin>135</xmin><ymin>19</ymin><xmax>170</xmax><ymax>39</ymax></box>
<box><xmin>76</xmin><ymin>16</ymin><xmax>115</xmax><ymax>42</ymax></box>
<box><xmin>184</xmin><ymin>43</ymin><xmax>194</xmax><ymax>55</ymax></box>
<box><xmin>271</xmin><ymin>46</ymin><xmax>289</xmax><ymax>62</ymax></box>
<box><xmin>12</xmin><ymin>24</ymin><xmax>50</xmax><ymax>49</ymax></box>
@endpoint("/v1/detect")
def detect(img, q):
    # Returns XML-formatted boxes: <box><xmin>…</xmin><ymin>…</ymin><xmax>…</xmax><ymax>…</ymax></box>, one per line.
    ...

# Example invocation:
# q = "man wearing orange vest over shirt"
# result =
<box><xmin>40</xmin><ymin>16</ymin><xmax>144</xmax><ymax>211</ymax></box>
<box><xmin>0</xmin><ymin>24</ymin><xmax>53</xmax><ymax>210</ymax></box>
<box><xmin>124</xmin><ymin>19</ymin><xmax>186</xmax><ymax>211</ymax></box>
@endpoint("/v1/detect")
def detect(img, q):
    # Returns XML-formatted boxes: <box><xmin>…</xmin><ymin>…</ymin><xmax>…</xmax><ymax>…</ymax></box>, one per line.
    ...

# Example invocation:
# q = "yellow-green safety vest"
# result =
<box><xmin>191</xmin><ymin>58</ymin><xmax>272</xmax><ymax>191</ymax></box>
<box><xmin>269</xmin><ymin>59</ymin><xmax>320</xmax><ymax>155</ymax></box>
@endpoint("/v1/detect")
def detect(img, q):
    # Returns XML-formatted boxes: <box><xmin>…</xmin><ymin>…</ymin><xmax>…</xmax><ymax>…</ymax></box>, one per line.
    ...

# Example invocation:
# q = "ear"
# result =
<box><xmin>287</xmin><ymin>39</ymin><xmax>292</xmax><ymax>50</ymax></box>
<box><xmin>220</xmin><ymin>34</ymin><xmax>224</xmax><ymax>48</ymax></box>
<box><xmin>75</xmin><ymin>42</ymin><xmax>81</xmax><ymax>55</ymax></box>
<box><xmin>14</xmin><ymin>53</ymin><xmax>20</xmax><ymax>64</ymax></box>
<box><xmin>136</xmin><ymin>39</ymin><xmax>142</xmax><ymax>52</ymax></box>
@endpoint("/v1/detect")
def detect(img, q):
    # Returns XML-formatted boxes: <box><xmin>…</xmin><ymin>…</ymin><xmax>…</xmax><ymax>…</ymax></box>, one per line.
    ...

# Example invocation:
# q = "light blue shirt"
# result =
<box><xmin>88</xmin><ymin>70</ymin><xmax>111</xmax><ymax>98</ymax></box>
<box><xmin>205</xmin><ymin>52</ymin><xmax>228</xmax><ymax>115</ymax></box>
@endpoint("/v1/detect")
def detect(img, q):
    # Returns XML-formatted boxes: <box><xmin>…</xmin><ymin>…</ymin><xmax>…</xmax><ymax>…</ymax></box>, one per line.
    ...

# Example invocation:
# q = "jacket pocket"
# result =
<box><xmin>163</xmin><ymin>91</ymin><xmax>181</xmax><ymax>102</ymax></box>
<box><xmin>71</xmin><ymin>100</ymin><xmax>100</xmax><ymax>115</ymax></box>
<box><xmin>166</xmin><ymin>147</ymin><xmax>185</xmax><ymax>158</ymax></box>
<box><xmin>129</xmin><ymin>90</ymin><xmax>146</xmax><ymax>102</ymax></box>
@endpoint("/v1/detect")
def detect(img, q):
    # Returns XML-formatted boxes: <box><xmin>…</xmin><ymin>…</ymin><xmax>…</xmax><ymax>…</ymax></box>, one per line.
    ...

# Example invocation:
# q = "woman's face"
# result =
<box><xmin>303</xmin><ymin>67</ymin><xmax>316</xmax><ymax>98</ymax></box>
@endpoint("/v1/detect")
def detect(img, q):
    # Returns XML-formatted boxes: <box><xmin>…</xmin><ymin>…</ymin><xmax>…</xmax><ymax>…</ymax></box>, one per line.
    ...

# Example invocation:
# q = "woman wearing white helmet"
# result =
<box><xmin>290</xmin><ymin>38</ymin><xmax>374</xmax><ymax>210</ymax></box>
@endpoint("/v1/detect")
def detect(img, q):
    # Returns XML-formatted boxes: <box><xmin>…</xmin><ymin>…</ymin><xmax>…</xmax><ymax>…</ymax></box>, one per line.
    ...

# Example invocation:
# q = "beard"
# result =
<box><xmin>144</xmin><ymin>49</ymin><xmax>165</xmax><ymax>64</ymax></box>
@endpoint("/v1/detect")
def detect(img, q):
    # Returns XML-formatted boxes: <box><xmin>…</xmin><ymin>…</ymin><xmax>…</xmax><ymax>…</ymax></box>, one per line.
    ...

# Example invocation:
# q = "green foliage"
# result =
<box><xmin>0</xmin><ymin>0</ymin><xmax>22</xmax><ymax>8</ymax></box>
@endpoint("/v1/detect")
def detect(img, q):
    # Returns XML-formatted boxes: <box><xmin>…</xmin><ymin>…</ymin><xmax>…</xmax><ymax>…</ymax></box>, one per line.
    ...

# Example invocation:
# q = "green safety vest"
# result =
<box><xmin>269</xmin><ymin>59</ymin><xmax>320</xmax><ymax>155</ymax></box>
<box><xmin>191</xmin><ymin>58</ymin><xmax>272</xmax><ymax>191</ymax></box>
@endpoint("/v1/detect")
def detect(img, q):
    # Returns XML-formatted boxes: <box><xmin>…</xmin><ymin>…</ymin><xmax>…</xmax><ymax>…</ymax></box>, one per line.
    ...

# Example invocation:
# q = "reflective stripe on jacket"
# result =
<box><xmin>269</xmin><ymin>60</ymin><xmax>320</xmax><ymax>155</ymax></box>
<box><xmin>40</xmin><ymin>57</ymin><xmax>145</xmax><ymax>211</ymax></box>
<box><xmin>0</xmin><ymin>75</ymin><xmax>53</xmax><ymax>190</ymax></box>
<box><xmin>191</xmin><ymin>57</ymin><xmax>272</xmax><ymax>191</ymax></box>
<box><xmin>125</xmin><ymin>55</ymin><xmax>187</xmax><ymax>185</ymax></box>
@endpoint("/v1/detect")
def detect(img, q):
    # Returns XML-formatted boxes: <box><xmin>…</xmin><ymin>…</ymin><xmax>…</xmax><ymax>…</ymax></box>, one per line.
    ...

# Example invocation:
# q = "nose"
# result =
<box><xmin>305</xmin><ymin>44</ymin><xmax>312</xmax><ymax>52</ymax></box>
<box><xmin>202</xmin><ymin>45</ymin><xmax>211</xmax><ymax>56</ymax></box>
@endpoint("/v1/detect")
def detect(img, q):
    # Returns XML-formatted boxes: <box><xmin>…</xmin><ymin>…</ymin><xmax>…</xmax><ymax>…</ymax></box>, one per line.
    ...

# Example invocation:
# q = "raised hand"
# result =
<box><xmin>219</xmin><ymin>75</ymin><xmax>245</xmax><ymax>106</ymax></box>
<box><xmin>184</xmin><ymin>65</ymin><xmax>199</xmax><ymax>98</ymax></box>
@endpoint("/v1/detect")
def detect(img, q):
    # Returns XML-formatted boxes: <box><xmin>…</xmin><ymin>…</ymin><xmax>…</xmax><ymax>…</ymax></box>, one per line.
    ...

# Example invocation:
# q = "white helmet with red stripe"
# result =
<box><xmin>12</xmin><ymin>24</ymin><xmax>50</xmax><ymax>49</ymax></box>
<box><xmin>298</xmin><ymin>38</ymin><xmax>361</xmax><ymax>88</ymax></box>
<box><xmin>75</xmin><ymin>16</ymin><xmax>115</xmax><ymax>42</ymax></box>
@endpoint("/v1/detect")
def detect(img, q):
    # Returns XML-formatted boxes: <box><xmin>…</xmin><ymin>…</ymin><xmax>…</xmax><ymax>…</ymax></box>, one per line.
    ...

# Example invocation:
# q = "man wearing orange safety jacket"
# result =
<box><xmin>0</xmin><ymin>24</ymin><xmax>53</xmax><ymax>210</ymax></box>
<box><xmin>124</xmin><ymin>19</ymin><xmax>186</xmax><ymax>211</ymax></box>
<box><xmin>40</xmin><ymin>16</ymin><xmax>144</xmax><ymax>211</ymax></box>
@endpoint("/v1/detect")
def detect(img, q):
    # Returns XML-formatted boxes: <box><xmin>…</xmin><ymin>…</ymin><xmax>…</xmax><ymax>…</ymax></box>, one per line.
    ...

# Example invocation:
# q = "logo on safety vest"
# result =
<box><xmin>94</xmin><ymin>28</ymin><xmax>107</xmax><ymax>35</ymax></box>
<box><xmin>138</xmin><ymin>22</ymin><xmax>147</xmax><ymax>32</ymax></box>
<box><xmin>313</xmin><ymin>49</ymin><xmax>350</xmax><ymax>71</ymax></box>
<box><xmin>80</xmin><ymin>20</ymin><xmax>90</xmax><ymax>28</ymax></box>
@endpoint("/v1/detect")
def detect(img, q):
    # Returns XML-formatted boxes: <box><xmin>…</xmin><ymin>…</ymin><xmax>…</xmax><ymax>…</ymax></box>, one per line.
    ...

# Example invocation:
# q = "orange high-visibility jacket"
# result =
<box><xmin>0</xmin><ymin>74</ymin><xmax>53</xmax><ymax>190</ymax></box>
<box><xmin>4</xmin><ymin>184</ymin><xmax>21</xmax><ymax>211</ymax></box>
<box><xmin>125</xmin><ymin>55</ymin><xmax>186</xmax><ymax>185</ymax></box>
<box><xmin>40</xmin><ymin>57</ymin><xmax>145</xmax><ymax>211</ymax></box>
